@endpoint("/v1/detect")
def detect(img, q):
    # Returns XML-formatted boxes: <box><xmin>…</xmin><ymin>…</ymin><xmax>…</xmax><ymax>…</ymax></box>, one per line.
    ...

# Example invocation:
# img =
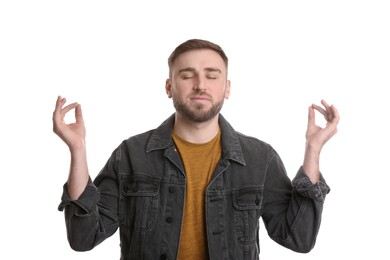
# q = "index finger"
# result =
<box><xmin>329</xmin><ymin>104</ymin><xmax>340</xmax><ymax>125</ymax></box>
<box><xmin>54</xmin><ymin>95</ymin><xmax>66</xmax><ymax>112</ymax></box>
<box><xmin>53</xmin><ymin>95</ymin><xmax>65</xmax><ymax>119</ymax></box>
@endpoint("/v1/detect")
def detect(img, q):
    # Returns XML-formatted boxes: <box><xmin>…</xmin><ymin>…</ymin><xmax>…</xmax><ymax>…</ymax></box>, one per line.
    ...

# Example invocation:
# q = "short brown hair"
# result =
<box><xmin>168</xmin><ymin>39</ymin><xmax>229</xmax><ymax>74</ymax></box>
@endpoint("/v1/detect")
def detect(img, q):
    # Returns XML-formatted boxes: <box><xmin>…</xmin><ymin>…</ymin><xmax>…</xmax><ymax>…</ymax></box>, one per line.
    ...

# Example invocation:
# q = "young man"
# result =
<box><xmin>53</xmin><ymin>39</ymin><xmax>340</xmax><ymax>260</ymax></box>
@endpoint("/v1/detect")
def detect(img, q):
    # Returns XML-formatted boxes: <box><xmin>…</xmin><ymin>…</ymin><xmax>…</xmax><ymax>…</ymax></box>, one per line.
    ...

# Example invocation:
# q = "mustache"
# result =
<box><xmin>189</xmin><ymin>91</ymin><xmax>212</xmax><ymax>99</ymax></box>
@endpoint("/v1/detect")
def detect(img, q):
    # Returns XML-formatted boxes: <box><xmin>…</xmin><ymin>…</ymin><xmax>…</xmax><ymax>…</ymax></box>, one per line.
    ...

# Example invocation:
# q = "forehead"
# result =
<box><xmin>171</xmin><ymin>49</ymin><xmax>226</xmax><ymax>72</ymax></box>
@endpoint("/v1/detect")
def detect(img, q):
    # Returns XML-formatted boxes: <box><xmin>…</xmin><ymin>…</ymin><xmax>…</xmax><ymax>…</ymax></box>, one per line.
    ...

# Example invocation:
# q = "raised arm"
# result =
<box><xmin>52</xmin><ymin>96</ymin><xmax>89</xmax><ymax>200</ymax></box>
<box><xmin>303</xmin><ymin>99</ymin><xmax>340</xmax><ymax>183</ymax></box>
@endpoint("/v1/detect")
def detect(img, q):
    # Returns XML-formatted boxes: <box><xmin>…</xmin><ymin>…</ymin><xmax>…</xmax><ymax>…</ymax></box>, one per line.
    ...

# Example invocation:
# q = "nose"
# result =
<box><xmin>193</xmin><ymin>76</ymin><xmax>207</xmax><ymax>92</ymax></box>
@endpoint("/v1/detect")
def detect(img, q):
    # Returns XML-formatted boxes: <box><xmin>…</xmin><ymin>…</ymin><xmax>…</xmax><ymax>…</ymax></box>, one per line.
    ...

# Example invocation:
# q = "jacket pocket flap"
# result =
<box><xmin>233</xmin><ymin>186</ymin><xmax>263</xmax><ymax>210</ymax></box>
<box><xmin>122</xmin><ymin>175</ymin><xmax>160</xmax><ymax>196</ymax></box>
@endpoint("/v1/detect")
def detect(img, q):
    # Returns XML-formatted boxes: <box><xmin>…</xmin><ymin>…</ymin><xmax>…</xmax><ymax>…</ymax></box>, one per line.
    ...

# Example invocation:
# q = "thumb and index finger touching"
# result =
<box><xmin>308</xmin><ymin>100</ymin><xmax>340</xmax><ymax>143</ymax></box>
<box><xmin>309</xmin><ymin>99</ymin><xmax>340</xmax><ymax>127</ymax></box>
<box><xmin>52</xmin><ymin>96</ymin><xmax>86</xmax><ymax>142</ymax></box>
<box><xmin>53</xmin><ymin>96</ymin><xmax>84</xmax><ymax>124</ymax></box>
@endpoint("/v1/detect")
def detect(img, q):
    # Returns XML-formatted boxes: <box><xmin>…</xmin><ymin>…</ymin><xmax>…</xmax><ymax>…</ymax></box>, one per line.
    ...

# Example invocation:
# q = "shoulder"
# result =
<box><xmin>122</xmin><ymin>129</ymin><xmax>155</xmax><ymax>147</ymax></box>
<box><xmin>235</xmin><ymin>131</ymin><xmax>279</xmax><ymax>160</ymax></box>
<box><xmin>236</xmin><ymin>131</ymin><xmax>272</xmax><ymax>148</ymax></box>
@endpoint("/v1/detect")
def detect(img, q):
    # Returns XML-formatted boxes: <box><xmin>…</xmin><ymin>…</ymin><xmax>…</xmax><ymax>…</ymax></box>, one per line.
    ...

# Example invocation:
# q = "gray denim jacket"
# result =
<box><xmin>58</xmin><ymin>114</ymin><xmax>330</xmax><ymax>260</ymax></box>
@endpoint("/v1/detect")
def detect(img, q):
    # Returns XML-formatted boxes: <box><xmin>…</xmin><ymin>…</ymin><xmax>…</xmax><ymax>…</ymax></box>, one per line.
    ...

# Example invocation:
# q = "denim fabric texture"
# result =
<box><xmin>58</xmin><ymin>113</ymin><xmax>330</xmax><ymax>260</ymax></box>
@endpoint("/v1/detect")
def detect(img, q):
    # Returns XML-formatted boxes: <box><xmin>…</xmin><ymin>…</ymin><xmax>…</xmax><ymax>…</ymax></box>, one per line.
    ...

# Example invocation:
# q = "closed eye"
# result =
<box><xmin>181</xmin><ymin>74</ymin><xmax>195</xmax><ymax>80</ymax></box>
<box><xmin>205</xmin><ymin>68</ymin><xmax>221</xmax><ymax>79</ymax></box>
<box><xmin>178</xmin><ymin>68</ymin><xmax>196</xmax><ymax>80</ymax></box>
<box><xmin>206</xmin><ymin>73</ymin><xmax>219</xmax><ymax>79</ymax></box>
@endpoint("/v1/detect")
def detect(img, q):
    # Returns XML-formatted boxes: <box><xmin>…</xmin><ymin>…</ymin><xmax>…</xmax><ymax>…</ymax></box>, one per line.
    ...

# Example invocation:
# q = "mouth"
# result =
<box><xmin>190</xmin><ymin>97</ymin><xmax>211</xmax><ymax>106</ymax></box>
<box><xmin>190</xmin><ymin>94</ymin><xmax>212</xmax><ymax>102</ymax></box>
<box><xmin>191</xmin><ymin>96</ymin><xmax>210</xmax><ymax>101</ymax></box>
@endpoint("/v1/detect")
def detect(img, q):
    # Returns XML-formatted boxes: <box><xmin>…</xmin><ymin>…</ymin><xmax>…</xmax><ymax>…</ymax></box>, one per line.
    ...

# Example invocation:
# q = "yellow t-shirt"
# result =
<box><xmin>172</xmin><ymin>131</ymin><xmax>221</xmax><ymax>260</ymax></box>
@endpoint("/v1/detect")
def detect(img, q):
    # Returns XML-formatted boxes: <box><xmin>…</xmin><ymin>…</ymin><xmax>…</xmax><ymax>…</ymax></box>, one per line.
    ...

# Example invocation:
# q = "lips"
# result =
<box><xmin>190</xmin><ymin>94</ymin><xmax>211</xmax><ymax>102</ymax></box>
<box><xmin>192</xmin><ymin>97</ymin><xmax>209</xmax><ymax>101</ymax></box>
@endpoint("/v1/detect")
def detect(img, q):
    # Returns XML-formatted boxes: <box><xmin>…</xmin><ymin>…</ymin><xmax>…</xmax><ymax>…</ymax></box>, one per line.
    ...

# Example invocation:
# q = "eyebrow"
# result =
<box><xmin>205</xmin><ymin>68</ymin><xmax>222</xmax><ymax>73</ymax></box>
<box><xmin>178</xmin><ymin>67</ymin><xmax>222</xmax><ymax>74</ymax></box>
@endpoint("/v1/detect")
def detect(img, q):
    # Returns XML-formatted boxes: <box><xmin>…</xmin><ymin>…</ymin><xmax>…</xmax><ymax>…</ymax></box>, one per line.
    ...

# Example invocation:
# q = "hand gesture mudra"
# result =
<box><xmin>306</xmin><ymin>99</ymin><xmax>340</xmax><ymax>152</ymax></box>
<box><xmin>52</xmin><ymin>96</ymin><xmax>86</xmax><ymax>151</ymax></box>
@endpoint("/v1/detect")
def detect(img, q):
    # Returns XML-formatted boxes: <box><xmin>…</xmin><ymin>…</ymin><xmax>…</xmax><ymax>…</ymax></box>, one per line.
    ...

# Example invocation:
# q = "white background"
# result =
<box><xmin>1</xmin><ymin>0</ymin><xmax>389</xmax><ymax>259</ymax></box>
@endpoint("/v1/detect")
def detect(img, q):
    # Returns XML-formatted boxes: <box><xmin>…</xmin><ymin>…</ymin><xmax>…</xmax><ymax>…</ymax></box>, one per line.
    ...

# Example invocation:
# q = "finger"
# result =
<box><xmin>322</xmin><ymin>104</ymin><xmax>340</xmax><ymax>138</ymax></box>
<box><xmin>312</xmin><ymin>104</ymin><xmax>326</xmax><ymax>113</ymax></box>
<box><xmin>53</xmin><ymin>96</ymin><xmax>66</xmax><ymax>125</ymax></box>
<box><xmin>307</xmin><ymin>105</ymin><xmax>315</xmax><ymax>128</ymax></box>
<box><xmin>61</xmin><ymin>102</ymin><xmax>79</xmax><ymax>118</ymax></box>
<box><xmin>311</xmin><ymin>104</ymin><xmax>327</xmax><ymax>118</ymax></box>
<box><xmin>321</xmin><ymin>99</ymin><xmax>334</xmax><ymax>122</ymax></box>
<box><xmin>314</xmin><ymin>100</ymin><xmax>335</xmax><ymax>122</ymax></box>
<box><xmin>321</xmin><ymin>99</ymin><xmax>331</xmax><ymax>110</ymax></box>
<box><xmin>75</xmin><ymin>104</ymin><xmax>84</xmax><ymax>123</ymax></box>
<box><xmin>53</xmin><ymin>96</ymin><xmax>67</xmax><ymax>133</ymax></box>
<box><xmin>329</xmin><ymin>104</ymin><xmax>340</xmax><ymax>125</ymax></box>
<box><xmin>54</xmin><ymin>96</ymin><xmax>65</xmax><ymax>115</ymax></box>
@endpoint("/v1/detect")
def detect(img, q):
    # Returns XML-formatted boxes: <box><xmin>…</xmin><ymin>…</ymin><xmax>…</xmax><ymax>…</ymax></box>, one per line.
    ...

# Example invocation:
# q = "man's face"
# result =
<box><xmin>166</xmin><ymin>49</ymin><xmax>231</xmax><ymax>123</ymax></box>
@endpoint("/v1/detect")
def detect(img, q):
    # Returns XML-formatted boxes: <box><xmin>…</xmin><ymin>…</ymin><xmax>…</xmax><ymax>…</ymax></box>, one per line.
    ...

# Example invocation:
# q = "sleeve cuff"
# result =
<box><xmin>292</xmin><ymin>167</ymin><xmax>330</xmax><ymax>202</ymax></box>
<box><xmin>58</xmin><ymin>179</ymin><xmax>100</xmax><ymax>214</ymax></box>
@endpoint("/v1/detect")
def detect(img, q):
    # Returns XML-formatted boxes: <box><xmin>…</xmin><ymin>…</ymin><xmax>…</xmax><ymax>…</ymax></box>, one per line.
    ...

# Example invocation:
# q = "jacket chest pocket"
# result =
<box><xmin>232</xmin><ymin>186</ymin><xmax>263</xmax><ymax>245</ymax></box>
<box><xmin>119</xmin><ymin>174</ymin><xmax>160</xmax><ymax>231</ymax></box>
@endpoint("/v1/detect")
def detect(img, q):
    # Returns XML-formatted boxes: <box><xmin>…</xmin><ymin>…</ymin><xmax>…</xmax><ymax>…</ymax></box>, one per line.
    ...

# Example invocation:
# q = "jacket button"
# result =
<box><xmin>169</xmin><ymin>187</ymin><xmax>176</xmax><ymax>193</ymax></box>
<box><xmin>166</xmin><ymin>217</ymin><xmax>173</xmax><ymax>223</ymax></box>
<box><xmin>160</xmin><ymin>254</ymin><xmax>167</xmax><ymax>260</ymax></box>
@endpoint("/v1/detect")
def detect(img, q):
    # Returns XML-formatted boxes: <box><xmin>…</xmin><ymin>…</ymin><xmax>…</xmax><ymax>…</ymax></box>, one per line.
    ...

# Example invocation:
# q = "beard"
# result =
<box><xmin>172</xmin><ymin>94</ymin><xmax>224</xmax><ymax>123</ymax></box>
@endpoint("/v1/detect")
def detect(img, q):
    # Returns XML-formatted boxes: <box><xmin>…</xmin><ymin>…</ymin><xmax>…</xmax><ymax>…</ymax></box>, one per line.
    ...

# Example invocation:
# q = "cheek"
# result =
<box><xmin>216</xmin><ymin>83</ymin><xmax>230</xmax><ymax>97</ymax></box>
<box><xmin>175</xmin><ymin>81</ymin><xmax>195</xmax><ymax>93</ymax></box>
<box><xmin>170</xmin><ymin>84</ymin><xmax>187</xmax><ymax>98</ymax></box>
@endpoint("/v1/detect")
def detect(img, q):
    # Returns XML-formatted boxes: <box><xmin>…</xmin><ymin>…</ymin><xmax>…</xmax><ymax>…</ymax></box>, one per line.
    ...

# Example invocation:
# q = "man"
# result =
<box><xmin>53</xmin><ymin>39</ymin><xmax>340</xmax><ymax>260</ymax></box>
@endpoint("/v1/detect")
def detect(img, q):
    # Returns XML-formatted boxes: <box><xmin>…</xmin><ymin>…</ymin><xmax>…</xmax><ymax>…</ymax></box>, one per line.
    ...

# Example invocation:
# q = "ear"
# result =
<box><xmin>224</xmin><ymin>80</ymin><xmax>231</xmax><ymax>99</ymax></box>
<box><xmin>165</xmin><ymin>79</ymin><xmax>172</xmax><ymax>98</ymax></box>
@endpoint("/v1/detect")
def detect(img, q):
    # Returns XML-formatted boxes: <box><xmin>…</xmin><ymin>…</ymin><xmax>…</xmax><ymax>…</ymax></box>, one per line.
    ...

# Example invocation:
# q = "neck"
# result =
<box><xmin>173</xmin><ymin>113</ymin><xmax>220</xmax><ymax>144</ymax></box>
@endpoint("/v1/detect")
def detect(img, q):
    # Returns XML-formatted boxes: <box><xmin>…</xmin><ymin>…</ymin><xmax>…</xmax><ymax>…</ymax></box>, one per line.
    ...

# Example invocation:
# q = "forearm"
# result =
<box><xmin>67</xmin><ymin>146</ymin><xmax>89</xmax><ymax>200</ymax></box>
<box><xmin>302</xmin><ymin>144</ymin><xmax>321</xmax><ymax>184</ymax></box>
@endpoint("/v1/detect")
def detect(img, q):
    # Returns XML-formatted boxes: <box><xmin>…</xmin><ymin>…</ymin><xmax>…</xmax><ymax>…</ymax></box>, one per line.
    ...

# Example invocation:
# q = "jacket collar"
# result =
<box><xmin>146</xmin><ymin>113</ymin><xmax>246</xmax><ymax>166</ymax></box>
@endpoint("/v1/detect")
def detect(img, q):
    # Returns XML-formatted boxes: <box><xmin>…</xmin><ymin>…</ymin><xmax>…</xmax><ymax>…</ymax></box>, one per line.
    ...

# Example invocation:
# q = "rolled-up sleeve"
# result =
<box><xmin>58</xmin><ymin>147</ymin><xmax>121</xmax><ymax>252</ymax></box>
<box><xmin>292</xmin><ymin>168</ymin><xmax>330</xmax><ymax>203</ymax></box>
<box><xmin>58</xmin><ymin>179</ymin><xmax>100</xmax><ymax>213</ymax></box>
<box><xmin>262</xmin><ymin>151</ymin><xmax>330</xmax><ymax>253</ymax></box>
